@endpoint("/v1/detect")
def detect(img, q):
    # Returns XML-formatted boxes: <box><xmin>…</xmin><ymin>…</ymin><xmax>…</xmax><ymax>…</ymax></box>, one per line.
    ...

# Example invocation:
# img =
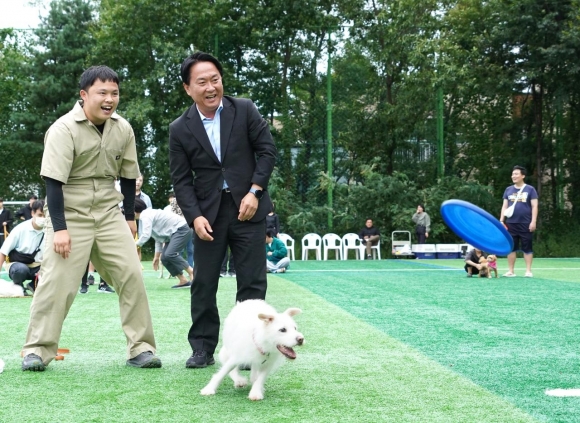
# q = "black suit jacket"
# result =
<box><xmin>169</xmin><ymin>96</ymin><xmax>277</xmax><ymax>226</ymax></box>
<box><xmin>0</xmin><ymin>208</ymin><xmax>14</xmax><ymax>232</ymax></box>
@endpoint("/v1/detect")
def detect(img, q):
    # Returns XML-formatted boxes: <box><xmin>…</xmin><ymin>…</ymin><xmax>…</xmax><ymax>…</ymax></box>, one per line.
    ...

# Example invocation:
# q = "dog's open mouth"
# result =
<box><xmin>277</xmin><ymin>345</ymin><xmax>297</xmax><ymax>360</ymax></box>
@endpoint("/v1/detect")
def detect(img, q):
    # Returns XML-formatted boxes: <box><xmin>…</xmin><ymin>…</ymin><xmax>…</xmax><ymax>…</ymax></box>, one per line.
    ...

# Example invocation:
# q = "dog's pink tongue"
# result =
<box><xmin>277</xmin><ymin>345</ymin><xmax>297</xmax><ymax>360</ymax></box>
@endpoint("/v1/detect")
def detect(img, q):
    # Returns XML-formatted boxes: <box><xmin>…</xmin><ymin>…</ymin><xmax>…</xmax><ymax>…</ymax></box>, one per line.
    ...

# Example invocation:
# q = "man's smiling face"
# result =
<box><xmin>183</xmin><ymin>61</ymin><xmax>223</xmax><ymax>118</ymax></box>
<box><xmin>80</xmin><ymin>79</ymin><xmax>119</xmax><ymax>125</ymax></box>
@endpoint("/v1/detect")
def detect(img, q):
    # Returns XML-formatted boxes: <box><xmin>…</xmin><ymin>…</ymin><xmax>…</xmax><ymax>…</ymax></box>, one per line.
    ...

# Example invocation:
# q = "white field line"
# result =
<box><xmin>545</xmin><ymin>389</ymin><xmax>580</xmax><ymax>397</ymax></box>
<box><xmin>141</xmin><ymin>267</ymin><xmax>580</xmax><ymax>274</ymax></box>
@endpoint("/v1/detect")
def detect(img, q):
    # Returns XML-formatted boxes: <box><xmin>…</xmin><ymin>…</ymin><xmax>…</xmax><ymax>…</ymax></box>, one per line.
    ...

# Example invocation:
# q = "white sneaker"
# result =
<box><xmin>503</xmin><ymin>272</ymin><xmax>516</xmax><ymax>277</ymax></box>
<box><xmin>524</xmin><ymin>272</ymin><xmax>533</xmax><ymax>278</ymax></box>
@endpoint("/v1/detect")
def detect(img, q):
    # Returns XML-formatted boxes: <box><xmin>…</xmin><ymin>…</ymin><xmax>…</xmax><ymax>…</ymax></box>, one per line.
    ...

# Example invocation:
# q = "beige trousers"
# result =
<box><xmin>22</xmin><ymin>180</ymin><xmax>156</xmax><ymax>365</ymax></box>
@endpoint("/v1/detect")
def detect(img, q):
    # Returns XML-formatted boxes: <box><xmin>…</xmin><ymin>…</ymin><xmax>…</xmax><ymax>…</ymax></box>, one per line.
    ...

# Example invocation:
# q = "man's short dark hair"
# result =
<box><xmin>266</xmin><ymin>230</ymin><xmax>276</xmax><ymax>238</ymax></box>
<box><xmin>134</xmin><ymin>198</ymin><xmax>148</xmax><ymax>214</ymax></box>
<box><xmin>168</xmin><ymin>192</ymin><xmax>175</xmax><ymax>199</ymax></box>
<box><xmin>31</xmin><ymin>200</ymin><xmax>45</xmax><ymax>213</ymax></box>
<box><xmin>513</xmin><ymin>165</ymin><xmax>527</xmax><ymax>176</ymax></box>
<box><xmin>181</xmin><ymin>52</ymin><xmax>223</xmax><ymax>85</ymax></box>
<box><xmin>79</xmin><ymin>66</ymin><xmax>120</xmax><ymax>92</ymax></box>
<box><xmin>0</xmin><ymin>198</ymin><xmax>4</xmax><ymax>203</ymax></box>
<box><xmin>29</xmin><ymin>194</ymin><xmax>38</xmax><ymax>200</ymax></box>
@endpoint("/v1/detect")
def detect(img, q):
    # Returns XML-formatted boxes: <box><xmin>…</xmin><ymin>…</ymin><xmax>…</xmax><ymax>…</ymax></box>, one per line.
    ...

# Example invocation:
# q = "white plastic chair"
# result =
<box><xmin>367</xmin><ymin>239</ymin><xmax>381</xmax><ymax>260</ymax></box>
<box><xmin>301</xmin><ymin>233</ymin><xmax>322</xmax><ymax>260</ymax></box>
<box><xmin>278</xmin><ymin>233</ymin><xmax>295</xmax><ymax>261</ymax></box>
<box><xmin>322</xmin><ymin>233</ymin><xmax>343</xmax><ymax>260</ymax></box>
<box><xmin>342</xmin><ymin>233</ymin><xmax>364</xmax><ymax>260</ymax></box>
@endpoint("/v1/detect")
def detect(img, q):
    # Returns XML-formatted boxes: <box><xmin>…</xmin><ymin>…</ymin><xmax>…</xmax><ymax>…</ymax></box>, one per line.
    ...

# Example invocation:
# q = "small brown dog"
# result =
<box><xmin>478</xmin><ymin>256</ymin><xmax>491</xmax><ymax>279</ymax></box>
<box><xmin>486</xmin><ymin>254</ymin><xmax>498</xmax><ymax>278</ymax></box>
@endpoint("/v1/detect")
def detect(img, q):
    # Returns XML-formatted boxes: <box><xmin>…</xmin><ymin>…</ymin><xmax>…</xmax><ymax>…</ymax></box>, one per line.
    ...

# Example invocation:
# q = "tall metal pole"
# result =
<box><xmin>556</xmin><ymin>98</ymin><xmax>563</xmax><ymax>209</ymax></box>
<box><xmin>436</xmin><ymin>86</ymin><xmax>444</xmax><ymax>178</ymax></box>
<box><xmin>327</xmin><ymin>30</ymin><xmax>333</xmax><ymax>230</ymax></box>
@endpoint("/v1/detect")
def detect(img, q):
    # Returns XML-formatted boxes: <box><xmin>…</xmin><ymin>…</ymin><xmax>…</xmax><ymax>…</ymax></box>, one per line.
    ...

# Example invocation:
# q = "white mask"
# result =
<box><xmin>34</xmin><ymin>217</ymin><xmax>46</xmax><ymax>228</ymax></box>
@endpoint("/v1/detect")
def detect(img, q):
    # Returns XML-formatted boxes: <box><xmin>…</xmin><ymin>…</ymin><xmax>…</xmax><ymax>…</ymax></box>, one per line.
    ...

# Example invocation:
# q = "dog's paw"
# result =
<box><xmin>248</xmin><ymin>391</ymin><xmax>264</xmax><ymax>401</ymax></box>
<box><xmin>200</xmin><ymin>386</ymin><xmax>216</xmax><ymax>396</ymax></box>
<box><xmin>233</xmin><ymin>376</ymin><xmax>248</xmax><ymax>388</ymax></box>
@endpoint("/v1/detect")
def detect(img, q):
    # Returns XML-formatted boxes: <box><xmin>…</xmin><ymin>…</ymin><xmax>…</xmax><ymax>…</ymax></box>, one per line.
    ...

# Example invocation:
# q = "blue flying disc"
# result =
<box><xmin>440</xmin><ymin>199</ymin><xmax>513</xmax><ymax>255</ymax></box>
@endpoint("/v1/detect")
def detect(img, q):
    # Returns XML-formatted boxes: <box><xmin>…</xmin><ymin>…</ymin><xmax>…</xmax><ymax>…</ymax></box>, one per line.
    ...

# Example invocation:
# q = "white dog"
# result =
<box><xmin>200</xmin><ymin>299</ymin><xmax>304</xmax><ymax>401</ymax></box>
<box><xmin>0</xmin><ymin>279</ymin><xmax>24</xmax><ymax>297</ymax></box>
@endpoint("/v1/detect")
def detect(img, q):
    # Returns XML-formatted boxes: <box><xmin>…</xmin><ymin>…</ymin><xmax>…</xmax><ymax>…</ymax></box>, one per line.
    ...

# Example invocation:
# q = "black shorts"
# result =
<box><xmin>507</xmin><ymin>223</ymin><xmax>533</xmax><ymax>254</ymax></box>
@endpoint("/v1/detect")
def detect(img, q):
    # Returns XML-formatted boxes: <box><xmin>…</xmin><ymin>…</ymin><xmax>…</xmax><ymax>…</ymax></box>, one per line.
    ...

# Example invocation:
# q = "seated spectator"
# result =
<box><xmin>16</xmin><ymin>194</ymin><xmax>38</xmax><ymax>221</ymax></box>
<box><xmin>134</xmin><ymin>198</ymin><xmax>194</xmax><ymax>289</ymax></box>
<box><xmin>265</xmin><ymin>230</ymin><xmax>290</xmax><ymax>274</ymax></box>
<box><xmin>0</xmin><ymin>198</ymin><xmax>14</xmax><ymax>247</ymax></box>
<box><xmin>0</xmin><ymin>200</ymin><xmax>45</xmax><ymax>295</ymax></box>
<box><xmin>358</xmin><ymin>218</ymin><xmax>380</xmax><ymax>259</ymax></box>
<box><xmin>464</xmin><ymin>247</ymin><xmax>488</xmax><ymax>277</ymax></box>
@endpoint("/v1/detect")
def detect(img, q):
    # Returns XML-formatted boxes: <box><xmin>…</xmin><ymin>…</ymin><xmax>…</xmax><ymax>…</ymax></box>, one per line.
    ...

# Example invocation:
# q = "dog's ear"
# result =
<box><xmin>258</xmin><ymin>313</ymin><xmax>275</xmax><ymax>323</ymax></box>
<box><xmin>284</xmin><ymin>308</ymin><xmax>302</xmax><ymax>317</ymax></box>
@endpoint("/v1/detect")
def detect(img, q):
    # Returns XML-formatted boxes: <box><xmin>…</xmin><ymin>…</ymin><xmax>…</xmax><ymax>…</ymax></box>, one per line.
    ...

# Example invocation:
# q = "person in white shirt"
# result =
<box><xmin>0</xmin><ymin>200</ymin><xmax>45</xmax><ymax>295</ymax></box>
<box><xmin>134</xmin><ymin>198</ymin><xmax>194</xmax><ymax>288</ymax></box>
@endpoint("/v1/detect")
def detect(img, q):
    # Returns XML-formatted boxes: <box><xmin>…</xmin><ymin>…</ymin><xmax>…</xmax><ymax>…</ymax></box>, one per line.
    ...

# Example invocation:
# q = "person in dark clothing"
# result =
<box><xmin>265</xmin><ymin>203</ymin><xmax>280</xmax><ymax>237</ymax></box>
<box><xmin>464</xmin><ymin>248</ymin><xmax>488</xmax><ymax>277</ymax></box>
<box><xmin>16</xmin><ymin>195</ymin><xmax>38</xmax><ymax>221</ymax></box>
<box><xmin>358</xmin><ymin>218</ymin><xmax>380</xmax><ymax>259</ymax></box>
<box><xmin>0</xmin><ymin>198</ymin><xmax>14</xmax><ymax>247</ymax></box>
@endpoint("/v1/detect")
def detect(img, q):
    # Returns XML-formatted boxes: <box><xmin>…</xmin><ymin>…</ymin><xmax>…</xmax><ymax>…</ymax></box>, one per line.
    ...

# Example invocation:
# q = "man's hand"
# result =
<box><xmin>238</xmin><ymin>193</ymin><xmax>258</xmax><ymax>221</ymax></box>
<box><xmin>425</xmin><ymin>232</ymin><xmax>429</xmax><ymax>238</ymax></box>
<box><xmin>267</xmin><ymin>251</ymin><xmax>273</xmax><ymax>256</ymax></box>
<box><xmin>194</xmin><ymin>216</ymin><xmax>214</xmax><ymax>241</ymax></box>
<box><xmin>127</xmin><ymin>220</ymin><xmax>137</xmax><ymax>238</ymax></box>
<box><xmin>529</xmin><ymin>222</ymin><xmax>536</xmax><ymax>232</ymax></box>
<box><xmin>476</xmin><ymin>264</ymin><xmax>482</xmax><ymax>270</ymax></box>
<box><xmin>53</xmin><ymin>230</ymin><xmax>72</xmax><ymax>259</ymax></box>
<box><xmin>152</xmin><ymin>256</ymin><xmax>160</xmax><ymax>271</ymax></box>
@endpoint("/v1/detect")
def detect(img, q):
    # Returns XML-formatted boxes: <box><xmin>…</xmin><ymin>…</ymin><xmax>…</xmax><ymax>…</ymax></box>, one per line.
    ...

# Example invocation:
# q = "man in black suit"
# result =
<box><xmin>0</xmin><ymin>198</ymin><xmax>14</xmax><ymax>247</ymax></box>
<box><xmin>169</xmin><ymin>52</ymin><xmax>277</xmax><ymax>368</ymax></box>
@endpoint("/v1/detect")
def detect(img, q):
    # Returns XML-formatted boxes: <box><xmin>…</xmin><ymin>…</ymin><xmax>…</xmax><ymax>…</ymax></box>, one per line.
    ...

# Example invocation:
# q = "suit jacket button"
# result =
<box><xmin>222</xmin><ymin>168</ymin><xmax>225</xmax><ymax>172</ymax></box>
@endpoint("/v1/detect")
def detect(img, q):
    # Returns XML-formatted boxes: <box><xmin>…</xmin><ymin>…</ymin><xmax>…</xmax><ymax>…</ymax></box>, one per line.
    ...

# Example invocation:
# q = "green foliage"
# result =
<box><xmin>0</xmin><ymin>0</ymin><xmax>579</xmax><ymax>255</ymax></box>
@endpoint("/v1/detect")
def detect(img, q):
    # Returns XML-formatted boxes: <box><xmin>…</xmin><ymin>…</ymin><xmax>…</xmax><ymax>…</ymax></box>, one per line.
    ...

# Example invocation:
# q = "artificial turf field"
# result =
<box><xmin>1</xmin><ymin>257</ymin><xmax>579</xmax><ymax>422</ymax></box>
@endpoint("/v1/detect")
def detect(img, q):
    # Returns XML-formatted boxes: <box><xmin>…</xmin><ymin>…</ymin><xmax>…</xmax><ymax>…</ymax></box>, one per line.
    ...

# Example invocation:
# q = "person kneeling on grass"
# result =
<box><xmin>265</xmin><ymin>230</ymin><xmax>290</xmax><ymax>274</ymax></box>
<box><xmin>464</xmin><ymin>247</ymin><xmax>488</xmax><ymax>277</ymax></box>
<box><xmin>134</xmin><ymin>198</ymin><xmax>194</xmax><ymax>288</ymax></box>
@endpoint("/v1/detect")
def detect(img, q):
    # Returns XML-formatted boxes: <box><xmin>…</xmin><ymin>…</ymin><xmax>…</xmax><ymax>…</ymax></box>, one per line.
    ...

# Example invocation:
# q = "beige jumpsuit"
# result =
<box><xmin>22</xmin><ymin>101</ymin><xmax>157</xmax><ymax>365</ymax></box>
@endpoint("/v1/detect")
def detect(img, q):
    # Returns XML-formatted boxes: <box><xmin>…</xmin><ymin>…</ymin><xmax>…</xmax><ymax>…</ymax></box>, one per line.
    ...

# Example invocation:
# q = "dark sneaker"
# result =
<box><xmin>80</xmin><ymin>284</ymin><xmax>88</xmax><ymax>294</ymax></box>
<box><xmin>467</xmin><ymin>274</ymin><xmax>473</xmax><ymax>278</ymax></box>
<box><xmin>228</xmin><ymin>272</ymin><xmax>236</xmax><ymax>278</ymax></box>
<box><xmin>87</xmin><ymin>275</ymin><xmax>95</xmax><ymax>285</ymax></box>
<box><xmin>26</xmin><ymin>281</ymin><xmax>35</xmax><ymax>293</ymax></box>
<box><xmin>22</xmin><ymin>353</ymin><xmax>45</xmax><ymax>371</ymax></box>
<box><xmin>171</xmin><ymin>281</ymin><xmax>191</xmax><ymax>289</ymax></box>
<box><xmin>126</xmin><ymin>351</ymin><xmax>162</xmax><ymax>368</ymax></box>
<box><xmin>185</xmin><ymin>350</ymin><xmax>215</xmax><ymax>368</ymax></box>
<box><xmin>98</xmin><ymin>283</ymin><xmax>115</xmax><ymax>294</ymax></box>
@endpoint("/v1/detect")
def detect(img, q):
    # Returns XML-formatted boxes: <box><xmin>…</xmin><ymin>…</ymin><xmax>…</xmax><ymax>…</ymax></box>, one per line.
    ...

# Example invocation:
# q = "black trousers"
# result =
<box><xmin>416</xmin><ymin>225</ymin><xmax>426</xmax><ymax>244</ymax></box>
<box><xmin>188</xmin><ymin>191</ymin><xmax>267</xmax><ymax>354</ymax></box>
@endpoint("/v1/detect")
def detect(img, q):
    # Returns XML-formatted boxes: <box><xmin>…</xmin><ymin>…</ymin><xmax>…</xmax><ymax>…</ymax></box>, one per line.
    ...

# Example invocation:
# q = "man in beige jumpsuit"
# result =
<box><xmin>22</xmin><ymin>66</ymin><xmax>161</xmax><ymax>371</ymax></box>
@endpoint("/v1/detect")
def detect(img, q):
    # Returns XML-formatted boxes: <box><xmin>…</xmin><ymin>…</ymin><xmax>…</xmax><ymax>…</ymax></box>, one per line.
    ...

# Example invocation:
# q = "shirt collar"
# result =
<box><xmin>196</xmin><ymin>101</ymin><xmax>224</xmax><ymax>121</ymax></box>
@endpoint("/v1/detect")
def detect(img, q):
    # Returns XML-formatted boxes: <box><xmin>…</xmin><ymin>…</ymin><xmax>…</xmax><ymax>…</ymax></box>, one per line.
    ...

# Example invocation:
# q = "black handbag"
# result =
<box><xmin>8</xmin><ymin>233</ymin><xmax>44</xmax><ymax>264</ymax></box>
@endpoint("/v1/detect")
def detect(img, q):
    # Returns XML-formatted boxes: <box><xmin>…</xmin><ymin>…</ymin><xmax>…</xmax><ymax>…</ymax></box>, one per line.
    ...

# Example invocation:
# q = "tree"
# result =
<box><xmin>5</xmin><ymin>0</ymin><xmax>96</xmax><ymax>198</ymax></box>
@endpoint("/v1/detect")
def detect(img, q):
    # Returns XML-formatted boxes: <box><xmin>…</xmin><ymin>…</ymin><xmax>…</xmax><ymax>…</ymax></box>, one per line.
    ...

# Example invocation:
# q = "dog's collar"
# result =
<box><xmin>252</xmin><ymin>332</ymin><xmax>268</xmax><ymax>356</ymax></box>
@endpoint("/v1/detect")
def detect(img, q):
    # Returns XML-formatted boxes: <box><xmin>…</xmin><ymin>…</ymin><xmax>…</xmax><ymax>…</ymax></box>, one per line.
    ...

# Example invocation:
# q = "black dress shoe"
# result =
<box><xmin>22</xmin><ymin>353</ymin><xmax>45</xmax><ymax>371</ymax></box>
<box><xmin>126</xmin><ymin>351</ymin><xmax>162</xmax><ymax>368</ymax></box>
<box><xmin>185</xmin><ymin>350</ymin><xmax>215</xmax><ymax>368</ymax></box>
